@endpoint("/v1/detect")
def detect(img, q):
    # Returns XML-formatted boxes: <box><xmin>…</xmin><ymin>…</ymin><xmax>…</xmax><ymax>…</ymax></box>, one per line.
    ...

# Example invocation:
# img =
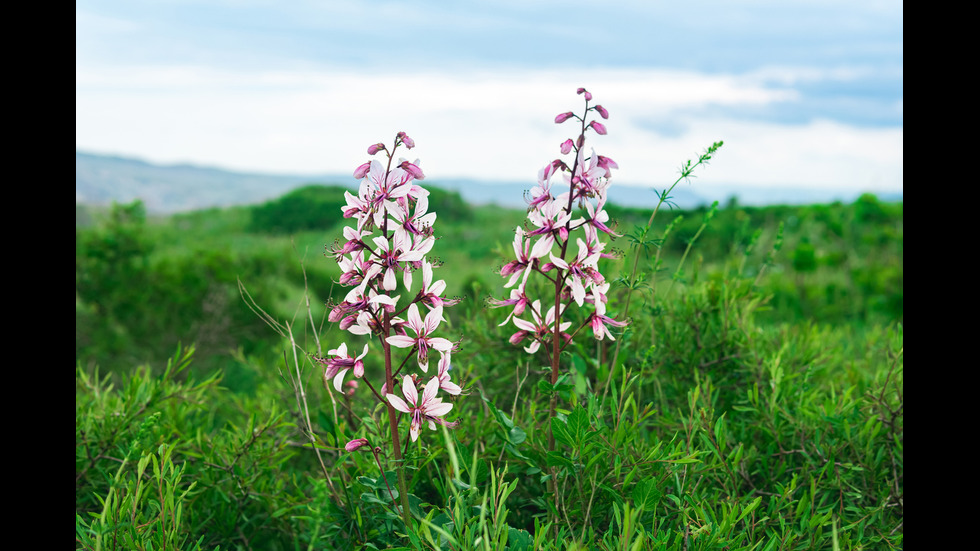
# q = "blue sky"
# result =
<box><xmin>76</xmin><ymin>1</ymin><xmax>903</xmax><ymax>194</ymax></box>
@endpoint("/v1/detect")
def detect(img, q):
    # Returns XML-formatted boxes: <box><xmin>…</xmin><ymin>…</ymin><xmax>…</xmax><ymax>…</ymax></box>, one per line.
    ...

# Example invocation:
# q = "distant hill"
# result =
<box><xmin>76</xmin><ymin>151</ymin><xmax>900</xmax><ymax>214</ymax></box>
<box><xmin>75</xmin><ymin>151</ymin><xmax>347</xmax><ymax>213</ymax></box>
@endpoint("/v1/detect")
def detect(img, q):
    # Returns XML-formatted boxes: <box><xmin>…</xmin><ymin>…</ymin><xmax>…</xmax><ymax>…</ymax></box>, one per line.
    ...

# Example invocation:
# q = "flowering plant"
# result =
<box><xmin>491</xmin><ymin>89</ymin><xmax>627</xmax><ymax>497</ymax></box>
<box><xmin>318</xmin><ymin>132</ymin><xmax>462</xmax><ymax>524</ymax></box>
<box><xmin>493</xmin><ymin>88</ymin><xmax>627</xmax><ymax>373</ymax></box>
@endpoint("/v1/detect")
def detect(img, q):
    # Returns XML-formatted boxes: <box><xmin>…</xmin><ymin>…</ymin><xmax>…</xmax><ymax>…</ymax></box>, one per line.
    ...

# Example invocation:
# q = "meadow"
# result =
<box><xmin>76</xmin><ymin>144</ymin><xmax>903</xmax><ymax>549</ymax></box>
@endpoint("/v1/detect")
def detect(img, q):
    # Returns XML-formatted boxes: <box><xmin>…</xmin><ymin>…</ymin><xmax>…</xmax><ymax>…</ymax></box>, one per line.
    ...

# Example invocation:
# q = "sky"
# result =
<box><xmin>76</xmin><ymin>1</ymin><xmax>903</xmax><ymax>196</ymax></box>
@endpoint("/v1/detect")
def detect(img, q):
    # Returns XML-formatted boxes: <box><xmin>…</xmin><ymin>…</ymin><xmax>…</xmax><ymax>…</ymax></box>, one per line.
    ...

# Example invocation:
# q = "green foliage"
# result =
<box><xmin>248</xmin><ymin>184</ymin><xmax>350</xmax><ymax>234</ymax></box>
<box><xmin>76</xmin><ymin>345</ymin><xmax>347</xmax><ymax>550</ymax></box>
<box><xmin>424</xmin><ymin>185</ymin><xmax>473</xmax><ymax>222</ymax></box>
<box><xmin>76</xmin><ymin>200</ymin><xmax>312</xmax><ymax>377</ymax></box>
<box><xmin>76</xmin><ymin>183</ymin><xmax>902</xmax><ymax>549</ymax></box>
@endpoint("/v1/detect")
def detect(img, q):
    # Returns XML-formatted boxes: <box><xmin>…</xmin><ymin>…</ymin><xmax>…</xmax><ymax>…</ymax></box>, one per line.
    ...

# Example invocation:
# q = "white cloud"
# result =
<box><xmin>76</xmin><ymin>64</ymin><xmax>902</xmax><ymax>192</ymax></box>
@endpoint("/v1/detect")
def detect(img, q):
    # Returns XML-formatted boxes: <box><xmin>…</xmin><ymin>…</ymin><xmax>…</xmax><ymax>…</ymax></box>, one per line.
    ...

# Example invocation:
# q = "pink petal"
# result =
<box><xmin>424</xmin><ymin>306</ymin><xmax>444</xmax><ymax>333</ymax></box>
<box><xmin>428</xmin><ymin>337</ymin><xmax>453</xmax><ymax>351</ymax></box>
<box><xmin>422</xmin><ymin>377</ymin><xmax>440</xmax><ymax>405</ymax></box>
<box><xmin>407</xmin><ymin>304</ymin><xmax>424</xmax><ymax>332</ymax></box>
<box><xmin>386</xmin><ymin>393</ymin><xmax>411</xmax><ymax>414</ymax></box>
<box><xmin>426</xmin><ymin>400</ymin><xmax>453</xmax><ymax>417</ymax></box>
<box><xmin>401</xmin><ymin>375</ymin><xmax>418</xmax><ymax>406</ymax></box>
<box><xmin>333</xmin><ymin>369</ymin><xmax>349</xmax><ymax>392</ymax></box>
<box><xmin>512</xmin><ymin>317</ymin><xmax>537</xmax><ymax>332</ymax></box>
<box><xmin>386</xmin><ymin>335</ymin><xmax>418</xmax><ymax>349</ymax></box>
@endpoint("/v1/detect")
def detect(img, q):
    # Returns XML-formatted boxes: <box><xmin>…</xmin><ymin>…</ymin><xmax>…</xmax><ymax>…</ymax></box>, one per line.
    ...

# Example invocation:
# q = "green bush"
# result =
<box><xmin>248</xmin><ymin>184</ymin><xmax>350</xmax><ymax>234</ymax></box>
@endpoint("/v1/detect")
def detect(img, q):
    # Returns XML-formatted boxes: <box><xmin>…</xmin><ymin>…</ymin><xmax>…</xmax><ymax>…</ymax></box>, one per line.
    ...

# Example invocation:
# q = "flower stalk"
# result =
<box><xmin>492</xmin><ymin>88</ymin><xmax>627</xmax><ymax>512</ymax></box>
<box><xmin>320</xmin><ymin>132</ymin><xmax>463</xmax><ymax>530</ymax></box>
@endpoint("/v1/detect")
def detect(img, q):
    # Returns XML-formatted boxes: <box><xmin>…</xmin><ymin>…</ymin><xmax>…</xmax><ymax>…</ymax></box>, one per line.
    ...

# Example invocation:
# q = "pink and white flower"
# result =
<box><xmin>318</xmin><ymin>343</ymin><xmax>370</xmax><ymax>392</ymax></box>
<box><xmin>417</xmin><ymin>260</ymin><xmax>459</xmax><ymax>309</ymax></box>
<box><xmin>386</xmin><ymin>375</ymin><xmax>455</xmax><ymax>442</ymax></box>
<box><xmin>510</xmin><ymin>300</ymin><xmax>571</xmax><ymax>354</ymax></box>
<box><xmin>589</xmin><ymin>297</ymin><xmax>628</xmax><ymax>341</ymax></box>
<box><xmin>435</xmin><ymin>351</ymin><xmax>462</xmax><ymax>395</ymax></box>
<box><xmin>385</xmin><ymin>303</ymin><xmax>453</xmax><ymax>371</ymax></box>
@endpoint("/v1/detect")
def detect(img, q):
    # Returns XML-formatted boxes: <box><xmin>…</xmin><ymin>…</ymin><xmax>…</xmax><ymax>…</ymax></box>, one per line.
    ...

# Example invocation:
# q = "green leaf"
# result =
<box><xmin>507</xmin><ymin>527</ymin><xmax>532</xmax><ymax>551</ymax></box>
<box><xmin>568</xmin><ymin>407</ymin><xmax>589</xmax><ymax>445</ymax></box>
<box><xmin>551</xmin><ymin>417</ymin><xmax>574</xmax><ymax>448</ymax></box>
<box><xmin>736</xmin><ymin>496</ymin><xmax>762</xmax><ymax>524</ymax></box>
<box><xmin>509</xmin><ymin>425</ymin><xmax>527</xmax><ymax>445</ymax></box>
<box><xmin>545</xmin><ymin>451</ymin><xmax>575</xmax><ymax>469</ymax></box>
<box><xmin>631</xmin><ymin>479</ymin><xmax>663</xmax><ymax>512</ymax></box>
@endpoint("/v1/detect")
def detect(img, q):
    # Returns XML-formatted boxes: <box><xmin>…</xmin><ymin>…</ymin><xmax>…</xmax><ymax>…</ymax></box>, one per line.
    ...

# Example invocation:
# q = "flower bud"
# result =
<box><xmin>560</xmin><ymin>139</ymin><xmax>574</xmax><ymax>155</ymax></box>
<box><xmin>367</xmin><ymin>143</ymin><xmax>386</xmax><ymax>155</ymax></box>
<box><xmin>345</xmin><ymin>438</ymin><xmax>370</xmax><ymax>452</ymax></box>
<box><xmin>399</xmin><ymin>160</ymin><xmax>425</xmax><ymax>180</ymax></box>
<box><xmin>595</xmin><ymin>105</ymin><xmax>609</xmax><ymax>119</ymax></box>
<box><xmin>576</xmin><ymin>87</ymin><xmax>592</xmax><ymax>101</ymax></box>
<box><xmin>555</xmin><ymin>112</ymin><xmax>575</xmax><ymax>124</ymax></box>
<box><xmin>397</xmin><ymin>132</ymin><xmax>416</xmax><ymax>149</ymax></box>
<box><xmin>353</xmin><ymin>161</ymin><xmax>371</xmax><ymax>179</ymax></box>
<box><xmin>590</xmin><ymin>121</ymin><xmax>607</xmax><ymax>135</ymax></box>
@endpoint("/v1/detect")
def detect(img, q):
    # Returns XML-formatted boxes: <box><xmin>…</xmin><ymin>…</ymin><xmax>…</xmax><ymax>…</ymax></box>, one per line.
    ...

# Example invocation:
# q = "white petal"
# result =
<box><xmin>549</xmin><ymin>253</ymin><xmax>569</xmax><ymax>270</ymax></box>
<box><xmin>386</xmin><ymin>393</ymin><xmax>411</xmax><ymax>414</ymax></box>
<box><xmin>402</xmin><ymin>375</ymin><xmax>418</xmax><ymax>406</ymax></box>
<box><xmin>407</xmin><ymin>303</ymin><xmax>423</xmax><ymax>332</ymax></box>
<box><xmin>422</xmin><ymin>377</ymin><xmax>440</xmax><ymax>405</ymax></box>
<box><xmin>386</xmin><ymin>335</ymin><xmax>417</xmax><ymax>349</ymax></box>
<box><xmin>428</xmin><ymin>338</ymin><xmax>453</xmax><ymax>351</ymax></box>
<box><xmin>403</xmin><ymin>268</ymin><xmax>413</xmax><ymax>291</ymax></box>
<box><xmin>333</xmin><ymin>369</ymin><xmax>349</xmax><ymax>392</ymax></box>
<box><xmin>383</xmin><ymin>268</ymin><xmax>396</xmax><ymax>291</ymax></box>
<box><xmin>530</xmin><ymin>234</ymin><xmax>554</xmax><ymax>259</ymax></box>
<box><xmin>425</xmin><ymin>306</ymin><xmax>445</xmax><ymax>332</ymax></box>
<box><xmin>426</xmin><ymin>400</ymin><xmax>453</xmax><ymax>417</ymax></box>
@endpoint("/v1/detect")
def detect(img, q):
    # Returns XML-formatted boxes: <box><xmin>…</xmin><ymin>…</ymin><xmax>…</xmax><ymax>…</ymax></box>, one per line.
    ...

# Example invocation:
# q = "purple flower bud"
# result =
<box><xmin>338</xmin><ymin>314</ymin><xmax>358</xmax><ymax>330</ymax></box>
<box><xmin>399</xmin><ymin>160</ymin><xmax>425</xmax><ymax>180</ymax></box>
<box><xmin>345</xmin><ymin>438</ymin><xmax>370</xmax><ymax>452</ymax></box>
<box><xmin>367</xmin><ymin>143</ymin><xmax>386</xmax><ymax>155</ymax></box>
<box><xmin>595</xmin><ymin>105</ymin><xmax>609</xmax><ymax>119</ymax></box>
<box><xmin>397</xmin><ymin>132</ymin><xmax>416</xmax><ymax>149</ymax></box>
<box><xmin>555</xmin><ymin>112</ymin><xmax>575</xmax><ymax>124</ymax></box>
<box><xmin>560</xmin><ymin>139</ymin><xmax>574</xmax><ymax>155</ymax></box>
<box><xmin>353</xmin><ymin>162</ymin><xmax>371</xmax><ymax>179</ymax></box>
<box><xmin>590</xmin><ymin>121</ymin><xmax>607</xmax><ymax>135</ymax></box>
<box><xmin>577</xmin><ymin>88</ymin><xmax>593</xmax><ymax>101</ymax></box>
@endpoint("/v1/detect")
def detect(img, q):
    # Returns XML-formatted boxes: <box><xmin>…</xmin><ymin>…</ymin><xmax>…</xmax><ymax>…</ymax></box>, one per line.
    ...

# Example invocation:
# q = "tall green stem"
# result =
<box><xmin>598</xmin><ymin>142</ymin><xmax>722</xmax><ymax>401</ymax></box>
